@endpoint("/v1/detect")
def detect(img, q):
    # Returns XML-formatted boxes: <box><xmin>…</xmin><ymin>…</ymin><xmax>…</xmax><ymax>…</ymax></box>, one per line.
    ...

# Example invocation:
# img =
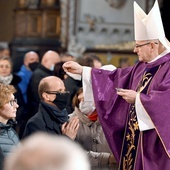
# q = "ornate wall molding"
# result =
<box><xmin>105</xmin><ymin>0</ymin><xmax>127</xmax><ymax>9</ymax></box>
<box><xmin>60</xmin><ymin>0</ymin><xmax>68</xmax><ymax>48</ymax></box>
<box><xmin>61</xmin><ymin>0</ymin><xmax>148</xmax><ymax>51</ymax></box>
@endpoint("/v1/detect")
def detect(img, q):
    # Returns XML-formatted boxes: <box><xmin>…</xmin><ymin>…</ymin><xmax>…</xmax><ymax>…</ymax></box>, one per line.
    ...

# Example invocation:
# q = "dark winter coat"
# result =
<box><xmin>23</xmin><ymin>101</ymin><xmax>69</xmax><ymax>139</ymax></box>
<box><xmin>27</xmin><ymin>64</ymin><xmax>54</xmax><ymax>118</ymax></box>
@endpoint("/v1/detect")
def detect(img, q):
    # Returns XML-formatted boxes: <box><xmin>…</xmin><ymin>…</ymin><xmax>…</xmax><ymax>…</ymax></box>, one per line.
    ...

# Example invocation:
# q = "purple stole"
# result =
<box><xmin>119</xmin><ymin>65</ymin><xmax>160</xmax><ymax>170</ymax></box>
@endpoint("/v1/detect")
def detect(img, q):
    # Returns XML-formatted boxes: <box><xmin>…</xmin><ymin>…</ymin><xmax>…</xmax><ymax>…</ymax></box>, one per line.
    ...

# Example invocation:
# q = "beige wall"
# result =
<box><xmin>0</xmin><ymin>0</ymin><xmax>17</xmax><ymax>42</ymax></box>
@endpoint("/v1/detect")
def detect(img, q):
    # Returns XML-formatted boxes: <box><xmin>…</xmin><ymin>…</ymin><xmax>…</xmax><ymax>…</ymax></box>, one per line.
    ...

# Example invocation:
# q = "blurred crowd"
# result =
<box><xmin>0</xmin><ymin>46</ymin><xmax>119</xmax><ymax>170</ymax></box>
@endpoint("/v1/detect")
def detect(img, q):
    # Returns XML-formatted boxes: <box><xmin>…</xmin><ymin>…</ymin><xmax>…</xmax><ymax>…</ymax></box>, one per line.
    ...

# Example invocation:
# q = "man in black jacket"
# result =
<box><xmin>27</xmin><ymin>50</ymin><xmax>61</xmax><ymax>119</ymax></box>
<box><xmin>23</xmin><ymin>76</ymin><xmax>79</xmax><ymax>140</ymax></box>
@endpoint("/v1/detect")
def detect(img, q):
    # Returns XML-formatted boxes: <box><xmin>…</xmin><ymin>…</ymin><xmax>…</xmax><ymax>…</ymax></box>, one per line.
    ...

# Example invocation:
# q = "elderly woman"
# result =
<box><xmin>71</xmin><ymin>87</ymin><xmax>117</xmax><ymax>168</ymax></box>
<box><xmin>0</xmin><ymin>83</ymin><xmax>20</xmax><ymax>168</ymax></box>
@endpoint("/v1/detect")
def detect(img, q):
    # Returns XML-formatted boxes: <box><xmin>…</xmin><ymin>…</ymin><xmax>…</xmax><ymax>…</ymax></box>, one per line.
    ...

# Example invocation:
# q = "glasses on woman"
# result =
<box><xmin>9</xmin><ymin>99</ymin><xmax>17</xmax><ymax>106</ymax></box>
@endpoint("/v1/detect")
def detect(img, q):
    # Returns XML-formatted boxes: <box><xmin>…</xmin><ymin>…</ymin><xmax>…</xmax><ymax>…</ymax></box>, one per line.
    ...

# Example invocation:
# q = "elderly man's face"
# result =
<box><xmin>133</xmin><ymin>41</ymin><xmax>153</xmax><ymax>62</ymax></box>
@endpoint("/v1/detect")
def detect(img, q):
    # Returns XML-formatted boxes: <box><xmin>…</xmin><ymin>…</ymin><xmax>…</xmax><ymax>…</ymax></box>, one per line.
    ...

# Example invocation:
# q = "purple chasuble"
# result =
<box><xmin>91</xmin><ymin>53</ymin><xmax>170</xmax><ymax>170</ymax></box>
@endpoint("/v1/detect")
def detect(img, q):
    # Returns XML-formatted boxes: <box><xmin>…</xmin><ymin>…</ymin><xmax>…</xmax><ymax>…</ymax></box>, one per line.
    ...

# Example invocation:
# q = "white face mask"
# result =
<box><xmin>50</xmin><ymin>64</ymin><xmax>55</xmax><ymax>71</ymax></box>
<box><xmin>79</xmin><ymin>101</ymin><xmax>95</xmax><ymax>116</ymax></box>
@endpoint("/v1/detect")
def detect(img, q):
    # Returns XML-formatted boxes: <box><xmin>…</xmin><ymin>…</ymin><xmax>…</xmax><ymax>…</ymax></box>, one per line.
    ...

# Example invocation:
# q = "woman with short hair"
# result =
<box><xmin>0</xmin><ymin>83</ymin><xmax>20</xmax><ymax>168</ymax></box>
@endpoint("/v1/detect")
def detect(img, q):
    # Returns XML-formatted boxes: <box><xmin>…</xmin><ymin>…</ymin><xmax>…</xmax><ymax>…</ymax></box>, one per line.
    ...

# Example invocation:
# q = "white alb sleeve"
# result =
<box><xmin>82</xmin><ymin>66</ymin><xmax>94</xmax><ymax>102</ymax></box>
<box><xmin>135</xmin><ymin>93</ymin><xmax>154</xmax><ymax>131</ymax></box>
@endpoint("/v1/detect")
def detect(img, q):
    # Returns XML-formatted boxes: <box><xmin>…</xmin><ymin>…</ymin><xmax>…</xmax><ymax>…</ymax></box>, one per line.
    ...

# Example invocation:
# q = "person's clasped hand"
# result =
<box><xmin>61</xmin><ymin>116</ymin><xmax>79</xmax><ymax>140</ymax></box>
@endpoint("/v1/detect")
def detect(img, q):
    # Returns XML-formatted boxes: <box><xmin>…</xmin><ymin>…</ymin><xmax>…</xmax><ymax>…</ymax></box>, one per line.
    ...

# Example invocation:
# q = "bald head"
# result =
<box><xmin>24</xmin><ymin>51</ymin><xmax>39</xmax><ymax>68</ymax></box>
<box><xmin>4</xmin><ymin>133</ymin><xmax>90</xmax><ymax>170</ymax></box>
<box><xmin>41</xmin><ymin>51</ymin><xmax>61</xmax><ymax>70</ymax></box>
<box><xmin>38</xmin><ymin>76</ymin><xmax>65</xmax><ymax>100</ymax></box>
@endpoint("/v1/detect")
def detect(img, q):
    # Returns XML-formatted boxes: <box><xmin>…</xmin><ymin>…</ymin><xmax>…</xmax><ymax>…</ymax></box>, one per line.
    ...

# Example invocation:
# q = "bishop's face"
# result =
<box><xmin>133</xmin><ymin>41</ymin><xmax>153</xmax><ymax>62</ymax></box>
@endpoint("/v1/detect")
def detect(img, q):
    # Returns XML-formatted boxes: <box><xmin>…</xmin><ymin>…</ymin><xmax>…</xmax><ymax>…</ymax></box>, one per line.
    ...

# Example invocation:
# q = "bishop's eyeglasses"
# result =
<box><xmin>135</xmin><ymin>42</ymin><xmax>158</xmax><ymax>48</ymax></box>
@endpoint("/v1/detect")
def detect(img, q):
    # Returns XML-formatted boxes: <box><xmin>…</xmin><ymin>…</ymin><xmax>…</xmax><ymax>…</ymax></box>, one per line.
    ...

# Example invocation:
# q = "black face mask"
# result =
<box><xmin>52</xmin><ymin>93</ymin><xmax>69</xmax><ymax>110</ymax></box>
<box><xmin>28</xmin><ymin>62</ymin><xmax>39</xmax><ymax>71</ymax></box>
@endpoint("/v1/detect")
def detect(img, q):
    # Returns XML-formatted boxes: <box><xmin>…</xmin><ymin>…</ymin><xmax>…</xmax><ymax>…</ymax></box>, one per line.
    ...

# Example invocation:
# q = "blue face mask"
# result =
<box><xmin>50</xmin><ymin>64</ymin><xmax>55</xmax><ymax>71</ymax></box>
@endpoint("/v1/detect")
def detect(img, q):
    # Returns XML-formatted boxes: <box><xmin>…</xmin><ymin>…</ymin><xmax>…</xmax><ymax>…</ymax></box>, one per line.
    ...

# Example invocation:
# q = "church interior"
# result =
<box><xmin>0</xmin><ymin>0</ymin><xmax>169</xmax><ymax>68</ymax></box>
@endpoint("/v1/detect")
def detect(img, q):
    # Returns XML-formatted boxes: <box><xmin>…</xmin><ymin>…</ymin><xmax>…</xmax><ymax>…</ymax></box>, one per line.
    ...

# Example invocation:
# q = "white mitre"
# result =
<box><xmin>134</xmin><ymin>0</ymin><xmax>170</xmax><ymax>49</ymax></box>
